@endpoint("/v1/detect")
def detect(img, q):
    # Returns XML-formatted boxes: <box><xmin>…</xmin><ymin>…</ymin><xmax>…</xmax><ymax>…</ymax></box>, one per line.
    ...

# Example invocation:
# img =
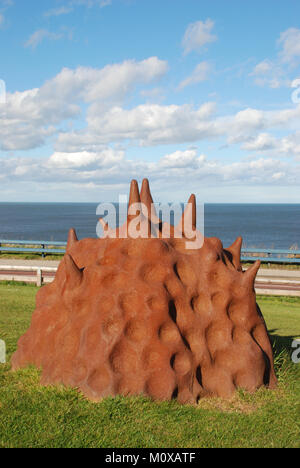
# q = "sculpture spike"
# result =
<box><xmin>227</xmin><ymin>236</ymin><xmax>243</xmax><ymax>271</ymax></box>
<box><xmin>66</xmin><ymin>228</ymin><xmax>78</xmax><ymax>252</ymax></box>
<box><xmin>243</xmin><ymin>260</ymin><xmax>261</xmax><ymax>285</ymax></box>
<box><xmin>64</xmin><ymin>254</ymin><xmax>83</xmax><ymax>289</ymax></box>
<box><xmin>128</xmin><ymin>179</ymin><xmax>141</xmax><ymax>207</ymax></box>
<box><xmin>188</xmin><ymin>194</ymin><xmax>196</xmax><ymax>229</ymax></box>
<box><xmin>179</xmin><ymin>194</ymin><xmax>197</xmax><ymax>235</ymax></box>
<box><xmin>140</xmin><ymin>178</ymin><xmax>153</xmax><ymax>213</ymax></box>
<box><xmin>127</xmin><ymin>179</ymin><xmax>141</xmax><ymax>223</ymax></box>
<box><xmin>140</xmin><ymin>178</ymin><xmax>160</xmax><ymax>224</ymax></box>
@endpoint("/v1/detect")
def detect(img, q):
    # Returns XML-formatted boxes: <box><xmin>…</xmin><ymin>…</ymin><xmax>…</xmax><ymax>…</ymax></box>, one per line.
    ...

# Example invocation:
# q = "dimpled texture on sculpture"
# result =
<box><xmin>11</xmin><ymin>179</ymin><xmax>277</xmax><ymax>404</ymax></box>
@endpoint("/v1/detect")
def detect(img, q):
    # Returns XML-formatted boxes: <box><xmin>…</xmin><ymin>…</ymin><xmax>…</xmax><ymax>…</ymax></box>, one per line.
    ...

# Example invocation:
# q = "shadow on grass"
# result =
<box><xmin>269</xmin><ymin>330</ymin><xmax>299</xmax><ymax>356</ymax></box>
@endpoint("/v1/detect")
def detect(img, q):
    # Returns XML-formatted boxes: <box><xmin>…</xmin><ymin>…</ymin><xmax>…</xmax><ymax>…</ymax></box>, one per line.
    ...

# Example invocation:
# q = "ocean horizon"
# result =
<box><xmin>0</xmin><ymin>202</ymin><xmax>299</xmax><ymax>250</ymax></box>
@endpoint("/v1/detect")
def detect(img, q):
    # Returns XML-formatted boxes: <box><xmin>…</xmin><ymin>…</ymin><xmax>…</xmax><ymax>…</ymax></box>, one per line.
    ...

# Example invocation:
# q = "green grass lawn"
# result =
<box><xmin>0</xmin><ymin>253</ymin><xmax>64</xmax><ymax>261</ymax></box>
<box><xmin>0</xmin><ymin>283</ymin><xmax>299</xmax><ymax>448</ymax></box>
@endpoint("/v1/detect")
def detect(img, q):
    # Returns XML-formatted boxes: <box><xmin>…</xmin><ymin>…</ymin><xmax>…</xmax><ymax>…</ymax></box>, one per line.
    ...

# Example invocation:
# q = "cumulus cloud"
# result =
<box><xmin>222</xmin><ymin>105</ymin><xmax>300</xmax><ymax>145</ymax></box>
<box><xmin>0</xmin><ymin>57</ymin><xmax>168</xmax><ymax>151</ymax></box>
<box><xmin>2</xmin><ymin>58</ymin><xmax>300</xmax><ymax>157</ymax></box>
<box><xmin>48</xmin><ymin>148</ymin><xmax>124</xmax><ymax>169</ymax></box>
<box><xmin>56</xmin><ymin>102</ymin><xmax>218</xmax><ymax>149</ymax></box>
<box><xmin>241</xmin><ymin>132</ymin><xmax>300</xmax><ymax>158</ymax></box>
<box><xmin>55</xmin><ymin>101</ymin><xmax>300</xmax><ymax>153</ymax></box>
<box><xmin>182</xmin><ymin>19</ymin><xmax>217</xmax><ymax>55</ymax></box>
<box><xmin>1</xmin><ymin>149</ymin><xmax>299</xmax><ymax>194</ymax></box>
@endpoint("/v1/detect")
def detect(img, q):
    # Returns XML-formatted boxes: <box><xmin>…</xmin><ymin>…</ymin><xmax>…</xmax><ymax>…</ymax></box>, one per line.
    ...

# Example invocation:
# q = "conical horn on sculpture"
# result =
<box><xmin>243</xmin><ymin>260</ymin><xmax>261</xmax><ymax>286</ymax></box>
<box><xmin>140</xmin><ymin>178</ymin><xmax>153</xmax><ymax>216</ymax></box>
<box><xmin>178</xmin><ymin>194</ymin><xmax>197</xmax><ymax>237</ymax></box>
<box><xmin>140</xmin><ymin>178</ymin><xmax>160</xmax><ymax>224</ymax></box>
<box><xmin>66</xmin><ymin>228</ymin><xmax>78</xmax><ymax>252</ymax></box>
<box><xmin>64</xmin><ymin>254</ymin><xmax>83</xmax><ymax>289</ymax></box>
<box><xmin>127</xmin><ymin>179</ymin><xmax>141</xmax><ymax>223</ymax></box>
<box><xmin>227</xmin><ymin>236</ymin><xmax>243</xmax><ymax>271</ymax></box>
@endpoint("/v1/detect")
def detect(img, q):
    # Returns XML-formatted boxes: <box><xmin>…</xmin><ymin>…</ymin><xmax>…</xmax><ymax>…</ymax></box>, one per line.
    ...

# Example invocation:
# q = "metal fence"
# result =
<box><xmin>0</xmin><ymin>240</ymin><xmax>300</xmax><ymax>264</ymax></box>
<box><xmin>0</xmin><ymin>240</ymin><xmax>66</xmax><ymax>257</ymax></box>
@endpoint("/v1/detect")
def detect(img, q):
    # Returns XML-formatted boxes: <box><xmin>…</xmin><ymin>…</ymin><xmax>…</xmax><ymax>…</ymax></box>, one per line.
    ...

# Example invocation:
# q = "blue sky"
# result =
<box><xmin>0</xmin><ymin>0</ymin><xmax>300</xmax><ymax>202</ymax></box>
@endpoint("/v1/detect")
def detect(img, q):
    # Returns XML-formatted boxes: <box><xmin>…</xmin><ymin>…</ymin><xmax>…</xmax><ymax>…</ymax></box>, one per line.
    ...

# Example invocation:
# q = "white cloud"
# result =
<box><xmin>56</xmin><ymin>102</ymin><xmax>218</xmax><ymax>149</ymax></box>
<box><xmin>178</xmin><ymin>62</ymin><xmax>212</xmax><ymax>90</ymax></box>
<box><xmin>24</xmin><ymin>29</ymin><xmax>65</xmax><ymax>49</ymax></box>
<box><xmin>223</xmin><ymin>106</ymin><xmax>300</xmax><ymax>144</ymax></box>
<box><xmin>39</xmin><ymin>57</ymin><xmax>168</xmax><ymax>107</ymax></box>
<box><xmin>241</xmin><ymin>133</ymin><xmax>277</xmax><ymax>151</ymax></box>
<box><xmin>251</xmin><ymin>27</ymin><xmax>300</xmax><ymax>88</ymax></box>
<box><xmin>160</xmin><ymin>149</ymin><xmax>205</xmax><ymax>168</ymax></box>
<box><xmin>278</xmin><ymin>27</ymin><xmax>300</xmax><ymax>65</ymax></box>
<box><xmin>2</xmin><ymin>57</ymin><xmax>300</xmax><ymax>157</ymax></box>
<box><xmin>241</xmin><ymin>132</ymin><xmax>300</xmax><ymax>158</ymax></box>
<box><xmin>48</xmin><ymin>148</ymin><xmax>124</xmax><ymax>168</ymax></box>
<box><xmin>1</xmin><ymin>149</ymin><xmax>299</xmax><ymax>194</ymax></box>
<box><xmin>53</xmin><ymin>100</ymin><xmax>300</xmax><ymax>156</ymax></box>
<box><xmin>62</xmin><ymin>101</ymin><xmax>300</xmax><ymax>151</ymax></box>
<box><xmin>250</xmin><ymin>59</ymin><xmax>290</xmax><ymax>88</ymax></box>
<box><xmin>0</xmin><ymin>58</ymin><xmax>168</xmax><ymax>151</ymax></box>
<box><xmin>252</xmin><ymin>60</ymin><xmax>273</xmax><ymax>75</ymax></box>
<box><xmin>0</xmin><ymin>13</ymin><xmax>4</xmax><ymax>27</ymax></box>
<box><xmin>182</xmin><ymin>19</ymin><xmax>217</xmax><ymax>55</ymax></box>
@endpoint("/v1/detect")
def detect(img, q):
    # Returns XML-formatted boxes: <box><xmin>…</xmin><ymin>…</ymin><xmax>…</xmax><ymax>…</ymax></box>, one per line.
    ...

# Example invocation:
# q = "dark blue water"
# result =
<box><xmin>0</xmin><ymin>203</ymin><xmax>299</xmax><ymax>249</ymax></box>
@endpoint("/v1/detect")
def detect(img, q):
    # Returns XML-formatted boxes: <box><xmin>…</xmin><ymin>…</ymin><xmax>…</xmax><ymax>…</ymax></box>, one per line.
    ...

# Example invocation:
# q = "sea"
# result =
<box><xmin>0</xmin><ymin>203</ymin><xmax>299</xmax><ymax>250</ymax></box>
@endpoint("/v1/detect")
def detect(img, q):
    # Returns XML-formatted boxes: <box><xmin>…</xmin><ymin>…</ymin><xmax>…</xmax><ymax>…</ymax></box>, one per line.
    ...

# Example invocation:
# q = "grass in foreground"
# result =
<box><xmin>0</xmin><ymin>253</ymin><xmax>64</xmax><ymax>261</ymax></box>
<box><xmin>0</xmin><ymin>284</ymin><xmax>299</xmax><ymax>448</ymax></box>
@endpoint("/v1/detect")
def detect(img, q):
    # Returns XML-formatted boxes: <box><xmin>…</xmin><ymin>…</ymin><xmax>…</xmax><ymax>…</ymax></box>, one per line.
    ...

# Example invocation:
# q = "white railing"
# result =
<box><xmin>0</xmin><ymin>265</ymin><xmax>57</xmax><ymax>286</ymax></box>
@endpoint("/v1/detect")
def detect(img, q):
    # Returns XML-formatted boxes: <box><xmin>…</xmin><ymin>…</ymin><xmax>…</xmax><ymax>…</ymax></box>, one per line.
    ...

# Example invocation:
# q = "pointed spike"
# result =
<box><xmin>64</xmin><ymin>254</ymin><xmax>83</xmax><ymax>289</ymax></box>
<box><xmin>128</xmin><ymin>179</ymin><xmax>141</xmax><ymax>207</ymax></box>
<box><xmin>228</xmin><ymin>236</ymin><xmax>243</xmax><ymax>255</ymax></box>
<box><xmin>244</xmin><ymin>260</ymin><xmax>261</xmax><ymax>283</ymax></box>
<box><xmin>227</xmin><ymin>236</ymin><xmax>243</xmax><ymax>270</ymax></box>
<box><xmin>188</xmin><ymin>194</ymin><xmax>196</xmax><ymax>229</ymax></box>
<box><xmin>140</xmin><ymin>178</ymin><xmax>160</xmax><ymax>223</ymax></box>
<box><xmin>66</xmin><ymin>228</ymin><xmax>78</xmax><ymax>252</ymax></box>
<box><xmin>127</xmin><ymin>179</ymin><xmax>141</xmax><ymax>224</ymax></box>
<box><xmin>140</xmin><ymin>178</ymin><xmax>154</xmax><ymax>216</ymax></box>
<box><xmin>178</xmin><ymin>194</ymin><xmax>197</xmax><ymax>235</ymax></box>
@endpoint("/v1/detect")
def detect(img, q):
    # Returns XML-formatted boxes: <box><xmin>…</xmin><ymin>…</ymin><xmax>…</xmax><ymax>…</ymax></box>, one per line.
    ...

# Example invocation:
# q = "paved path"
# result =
<box><xmin>0</xmin><ymin>259</ymin><xmax>60</xmax><ymax>267</ymax></box>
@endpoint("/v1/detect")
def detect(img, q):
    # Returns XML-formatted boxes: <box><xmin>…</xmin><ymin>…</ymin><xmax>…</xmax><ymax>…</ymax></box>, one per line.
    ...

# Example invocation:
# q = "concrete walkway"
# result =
<box><xmin>0</xmin><ymin>259</ymin><xmax>60</xmax><ymax>268</ymax></box>
<box><xmin>0</xmin><ymin>259</ymin><xmax>299</xmax><ymax>296</ymax></box>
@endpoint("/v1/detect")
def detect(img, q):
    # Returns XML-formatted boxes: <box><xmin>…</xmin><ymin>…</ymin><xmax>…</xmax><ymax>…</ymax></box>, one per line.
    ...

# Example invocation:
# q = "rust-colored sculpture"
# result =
<box><xmin>12</xmin><ymin>179</ymin><xmax>277</xmax><ymax>404</ymax></box>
